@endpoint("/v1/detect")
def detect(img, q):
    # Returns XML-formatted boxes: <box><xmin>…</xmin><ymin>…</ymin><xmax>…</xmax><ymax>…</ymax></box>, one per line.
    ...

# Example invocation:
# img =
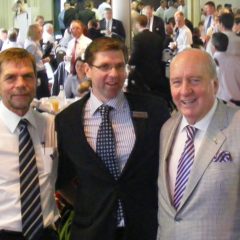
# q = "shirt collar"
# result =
<box><xmin>0</xmin><ymin>101</ymin><xmax>37</xmax><ymax>133</ymax></box>
<box><xmin>88</xmin><ymin>91</ymin><xmax>126</xmax><ymax>116</ymax></box>
<box><xmin>179</xmin><ymin>99</ymin><xmax>218</xmax><ymax>133</ymax></box>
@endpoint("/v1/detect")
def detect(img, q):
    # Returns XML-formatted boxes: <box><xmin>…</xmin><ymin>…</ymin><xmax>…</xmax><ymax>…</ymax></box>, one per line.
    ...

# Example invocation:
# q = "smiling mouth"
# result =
<box><xmin>181</xmin><ymin>99</ymin><xmax>196</xmax><ymax>105</ymax></box>
<box><xmin>107</xmin><ymin>82</ymin><xmax>118</xmax><ymax>86</ymax></box>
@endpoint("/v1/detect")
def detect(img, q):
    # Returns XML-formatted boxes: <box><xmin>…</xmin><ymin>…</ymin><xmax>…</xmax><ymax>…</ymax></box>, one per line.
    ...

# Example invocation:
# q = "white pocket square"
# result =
<box><xmin>213</xmin><ymin>151</ymin><xmax>232</xmax><ymax>163</ymax></box>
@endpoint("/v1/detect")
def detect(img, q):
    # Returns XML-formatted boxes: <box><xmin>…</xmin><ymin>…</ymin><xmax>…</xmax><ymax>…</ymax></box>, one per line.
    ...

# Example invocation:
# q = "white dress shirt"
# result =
<box><xmin>204</xmin><ymin>15</ymin><xmax>214</xmax><ymax>34</ymax></box>
<box><xmin>155</xmin><ymin>6</ymin><xmax>165</xmax><ymax>20</ymax></box>
<box><xmin>1</xmin><ymin>40</ymin><xmax>22</xmax><ymax>51</ymax></box>
<box><xmin>0</xmin><ymin>101</ymin><xmax>58</xmax><ymax>232</ymax></box>
<box><xmin>84</xmin><ymin>91</ymin><xmax>136</xmax><ymax>172</ymax></box>
<box><xmin>24</xmin><ymin>39</ymin><xmax>45</xmax><ymax>71</ymax></box>
<box><xmin>168</xmin><ymin>100</ymin><xmax>218</xmax><ymax>199</ymax></box>
<box><xmin>176</xmin><ymin>25</ymin><xmax>193</xmax><ymax>52</ymax></box>
<box><xmin>164</xmin><ymin>6</ymin><xmax>177</xmax><ymax>23</ymax></box>
<box><xmin>65</xmin><ymin>35</ymin><xmax>92</xmax><ymax>72</ymax></box>
<box><xmin>177</xmin><ymin>5</ymin><xmax>187</xmax><ymax>18</ymax></box>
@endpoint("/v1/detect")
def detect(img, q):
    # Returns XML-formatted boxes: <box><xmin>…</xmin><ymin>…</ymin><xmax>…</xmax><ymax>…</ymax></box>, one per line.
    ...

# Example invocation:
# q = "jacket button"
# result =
<box><xmin>174</xmin><ymin>216</ymin><xmax>182</xmax><ymax>222</ymax></box>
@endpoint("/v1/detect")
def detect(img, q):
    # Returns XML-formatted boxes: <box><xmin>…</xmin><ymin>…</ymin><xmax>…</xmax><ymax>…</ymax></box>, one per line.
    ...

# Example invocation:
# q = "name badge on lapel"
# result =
<box><xmin>132</xmin><ymin>111</ymin><xmax>148</xmax><ymax>119</ymax></box>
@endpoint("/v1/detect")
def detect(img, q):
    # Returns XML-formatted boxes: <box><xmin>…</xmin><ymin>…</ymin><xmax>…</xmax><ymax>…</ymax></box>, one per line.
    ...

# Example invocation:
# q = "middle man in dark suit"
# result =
<box><xmin>99</xmin><ymin>8</ymin><xmax>126</xmax><ymax>41</ymax></box>
<box><xmin>55</xmin><ymin>37</ymin><xmax>169</xmax><ymax>240</ymax></box>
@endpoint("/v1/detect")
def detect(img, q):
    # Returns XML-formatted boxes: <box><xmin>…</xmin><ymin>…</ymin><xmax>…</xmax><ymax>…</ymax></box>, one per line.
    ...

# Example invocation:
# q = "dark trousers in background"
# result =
<box><xmin>37</xmin><ymin>69</ymin><xmax>50</xmax><ymax>99</ymax></box>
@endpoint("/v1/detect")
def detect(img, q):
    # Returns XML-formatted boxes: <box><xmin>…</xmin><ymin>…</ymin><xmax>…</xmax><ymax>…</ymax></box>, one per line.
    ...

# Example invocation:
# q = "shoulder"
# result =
<box><xmin>56</xmin><ymin>93</ymin><xmax>89</xmax><ymax>122</ymax></box>
<box><xmin>153</xmin><ymin>16</ymin><xmax>164</xmax><ymax>24</ymax></box>
<box><xmin>220</xmin><ymin>101</ymin><xmax>240</xmax><ymax>124</ymax></box>
<box><xmin>125</xmin><ymin>92</ymin><xmax>170</xmax><ymax>119</ymax></box>
<box><xmin>161</xmin><ymin>111</ymin><xmax>181</xmax><ymax>135</ymax></box>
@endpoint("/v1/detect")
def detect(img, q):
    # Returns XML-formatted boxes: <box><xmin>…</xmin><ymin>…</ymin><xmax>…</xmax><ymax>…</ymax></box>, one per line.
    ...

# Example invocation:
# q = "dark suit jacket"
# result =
<box><xmin>128</xmin><ymin>29</ymin><xmax>170</xmax><ymax>101</ymax></box>
<box><xmin>55</xmin><ymin>92</ymin><xmax>170</xmax><ymax>240</ymax></box>
<box><xmin>87</xmin><ymin>28</ymin><xmax>104</xmax><ymax>40</ymax></box>
<box><xmin>152</xmin><ymin>16</ymin><xmax>166</xmax><ymax>40</ymax></box>
<box><xmin>99</xmin><ymin>18</ymin><xmax>126</xmax><ymax>41</ymax></box>
<box><xmin>75</xmin><ymin>9</ymin><xmax>95</xmax><ymax>27</ymax></box>
<box><xmin>63</xmin><ymin>7</ymin><xmax>76</xmax><ymax>28</ymax></box>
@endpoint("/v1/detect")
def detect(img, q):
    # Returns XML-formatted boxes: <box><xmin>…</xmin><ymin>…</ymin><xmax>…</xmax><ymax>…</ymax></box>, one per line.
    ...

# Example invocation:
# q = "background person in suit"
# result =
<box><xmin>142</xmin><ymin>4</ymin><xmax>166</xmax><ymax>40</ymax></box>
<box><xmin>128</xmin><ymin>15</ymin><xmax>171</xmax><ymax>105</ymax></box>
<box><xmin>99</xmin><ymin>8</ymin><xmax>126</xmax><ymax>41</ymax></box>
<box><xmin>55</xmin><ymin>37</ymin><xmax>170</xmax><ymax>240</ymax></box>
<box><xmin>157</xmin><ymin>48</ymin><xmax>240</xmax><ymax>240</ymax></box>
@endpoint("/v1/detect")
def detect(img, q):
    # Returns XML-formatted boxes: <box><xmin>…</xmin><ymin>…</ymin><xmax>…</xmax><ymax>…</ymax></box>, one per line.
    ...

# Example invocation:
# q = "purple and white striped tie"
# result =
<box><xmin>173</xmin><ymin>125</ymin><xmax>197</xmax><ymax>209</ymax></box>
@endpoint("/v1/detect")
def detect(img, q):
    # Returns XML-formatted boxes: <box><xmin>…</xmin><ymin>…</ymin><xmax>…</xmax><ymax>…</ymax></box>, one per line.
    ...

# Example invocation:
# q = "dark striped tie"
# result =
<box><xmin>173</xmin><ymin>125</ymin><xmax>197</xmax><ymax>209</ymax></box>
<box><xmin>18</xmin><ymin>119</ymin><xmax>44</xmax><ymax>240</ymax></box>
<box><xmin>96</xmin><ymin>105</ymin><xmax>124</xmax><ymax>224</ymax></box>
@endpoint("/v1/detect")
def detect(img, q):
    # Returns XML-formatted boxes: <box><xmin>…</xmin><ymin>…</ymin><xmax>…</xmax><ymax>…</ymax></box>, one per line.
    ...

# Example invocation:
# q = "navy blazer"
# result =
<box><xmin>152</xmin><ymin>16</ymin><xmax>166</xmax><ymax>40</ymax></box>
<box><xmin>99</xmin><ymin>18</ymin><xmax>126</xmax><ymax>41</ymax></box>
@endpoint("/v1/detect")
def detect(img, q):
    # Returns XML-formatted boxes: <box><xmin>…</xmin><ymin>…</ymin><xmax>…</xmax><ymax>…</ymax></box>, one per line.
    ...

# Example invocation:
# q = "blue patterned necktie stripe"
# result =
<box><xmin>18</xmin><ymin>119</ymin><xmax>44</xmax><ymax>240</ymax></box>
<box><xmin>96</xmin><ymin>105</ymin><xmax>124</xmax><ymax>224</ymax></box>
<box><xmin>173</xmin><ymin>125</ymin><xmax>197</xmax><ymax>209</ymax></box>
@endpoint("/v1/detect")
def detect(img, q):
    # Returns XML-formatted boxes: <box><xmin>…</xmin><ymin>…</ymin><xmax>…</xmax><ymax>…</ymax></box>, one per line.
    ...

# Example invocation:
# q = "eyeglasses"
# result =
<box><xmin>90</xmin><ymin>63</ymin><xmax>126</xmax><ymax>72</ymax></box>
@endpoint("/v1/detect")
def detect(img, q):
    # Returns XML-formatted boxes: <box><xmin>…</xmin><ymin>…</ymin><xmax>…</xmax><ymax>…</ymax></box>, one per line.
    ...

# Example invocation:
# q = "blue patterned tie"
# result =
<box><xmin>173</xmin><ymin>125</ymin><xmax>197</xmax><ymax>209</ymax></box>
<box><xmin>96</xmin><ymin>105</ymin><xmax>124</xmax><ymax>224</ymax></box>
<box><xmin>18</xmin><ymin>119</ymin><xmax>44</xmax><ymax>240</ymax></box>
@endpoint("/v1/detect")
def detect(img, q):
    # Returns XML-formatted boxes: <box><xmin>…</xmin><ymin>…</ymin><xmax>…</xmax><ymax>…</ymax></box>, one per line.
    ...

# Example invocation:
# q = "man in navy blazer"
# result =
<box><xmin>99</xmin><ymin>8</ymin><xmax>126</xmax><ymax>41</ymax></box>
<box><xmin>143</xmin><ymin>5</ymin><xmax>166</xmax><ymax>40</ymax></box>
<box><xmin>55</xmin><ymin>37</ymin><xmax>169</xmax><ymax>240</ymax></box>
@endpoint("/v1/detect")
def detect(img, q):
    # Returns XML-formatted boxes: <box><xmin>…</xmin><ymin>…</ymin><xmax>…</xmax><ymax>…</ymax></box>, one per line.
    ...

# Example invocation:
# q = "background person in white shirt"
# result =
<box><xmin>155</xmin><ymin>0</ymin><xmax>167</xmax><ymax>20</ymax></box>
<box><xmin>65</xmin><ymin>20</ymin><xmax>92</xmax><ymax>73</ymax></box>
<box><xmin>169</xmin><ymin>11</ymin><xmax>192</xmax><ymax>53</ymax></box>
<box><xmin>0</xmin><ymin>48</ymin><xmax>58</xmax><ymax>239</ymax></box>
<box><xmin>1</xmin><ymin>28</ymin><xmax>22</xmax><ymax>51</ymax></box>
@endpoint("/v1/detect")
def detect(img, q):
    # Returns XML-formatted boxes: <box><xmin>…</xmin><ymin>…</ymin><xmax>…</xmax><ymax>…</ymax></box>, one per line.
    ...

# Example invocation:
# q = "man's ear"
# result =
<box><xmin>84</xmin><ymin>63</ymin><xmax>91</xmax><ymax>78</ymax></box>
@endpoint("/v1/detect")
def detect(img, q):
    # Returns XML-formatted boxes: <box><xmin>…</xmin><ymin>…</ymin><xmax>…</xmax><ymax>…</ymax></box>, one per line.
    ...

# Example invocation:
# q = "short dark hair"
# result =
<box><xmin>219</xmin><ymin>12</ymin><xmax>234</xmax><ymax>30</ymax></box>
<box><xmin>72</xmin><ymin>56</ymin><xmax>84</xmax><ymax>75</ymax></box>
<box><xmin>212</xmin><ymin>32</ymin><xmax>229</xmax><ymax>52</ymax></box>
<box><xmin>84</xmin><ymin>37</ymin><xmax>128</xmax><ymax>65</ymax></box>
<box><xmin>204</xmin><ymin>1</ymin><xmax>215</xmax><ymax>8</ymax></box>
<box><xmin>8</xmin><ymin>29</ymin><xmax>18</xmax><ymax>42</ymax></box>
<box><xmin>0</xmin><ymin>48</ymin><xmax>36</xmax><ymax>76</ymax></box>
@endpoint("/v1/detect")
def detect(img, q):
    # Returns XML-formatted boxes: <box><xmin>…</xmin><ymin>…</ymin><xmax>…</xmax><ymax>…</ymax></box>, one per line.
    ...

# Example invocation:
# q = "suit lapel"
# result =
<box><xmin>120</xmin><ymin>94</ymin><xmax>148</xmax><ymax>175</ymax></box>
<box><xmin>67</xmin><ymin>94</ymin><xmax>115</xmax><ymax>176</ymax></box>
<box><xmin>178</xmin><ymin>102</ymin><xmax>227</xmax><ymax>210</ymax></box>
<box><xmin>159</xmin><ymin>113</ymin><xmax>182</xmax><ymax>213</ymax></box>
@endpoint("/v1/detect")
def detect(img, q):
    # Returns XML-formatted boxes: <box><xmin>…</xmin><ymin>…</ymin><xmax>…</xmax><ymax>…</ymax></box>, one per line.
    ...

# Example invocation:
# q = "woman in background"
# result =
<box><xmin>24</xmin><ymin>23</ymin><xmax>50</xmax><ymax>99</ymax></box>
<box><xmin>64</xmin><ymin>56</ymin><xmax>91</xmax><ymax>98</ymax></box>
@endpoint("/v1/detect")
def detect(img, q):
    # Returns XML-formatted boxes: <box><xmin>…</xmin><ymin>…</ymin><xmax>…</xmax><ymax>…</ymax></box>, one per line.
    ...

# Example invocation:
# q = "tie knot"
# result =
<box><xmin>18</xmin><ymin>119</ymin><xmax>29</xmax><ymax>130</ymax></box>
<box><xmin>185</xmin><ymin>125</ymin><xmax>197</xmax><ymax>140</ymax></box>
<box><xmin>98</xmin><ymin>105</ymin><xmax>112</xmax><ymax>117</ymax></box>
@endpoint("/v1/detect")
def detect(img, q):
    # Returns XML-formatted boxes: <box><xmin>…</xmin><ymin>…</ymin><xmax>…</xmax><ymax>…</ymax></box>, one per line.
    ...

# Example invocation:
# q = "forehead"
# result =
<box><xmin>0</xmin><ymin>59</ymin><xmax>34</xmax><ymax>74</ymax></box>
<box><xmin>170</xmin><ymin>53</ymin><xmax>209</xmax><ymax>77</ymax></box>
<box><xmin>70</xmin><ymin>22</ymin><xmax>81</xmax><ymax>29</ymax></box>
<box><xmin>93</xmin><ymin>50</ymin><xmax>125</xmax><ymax>63</ymax></box>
